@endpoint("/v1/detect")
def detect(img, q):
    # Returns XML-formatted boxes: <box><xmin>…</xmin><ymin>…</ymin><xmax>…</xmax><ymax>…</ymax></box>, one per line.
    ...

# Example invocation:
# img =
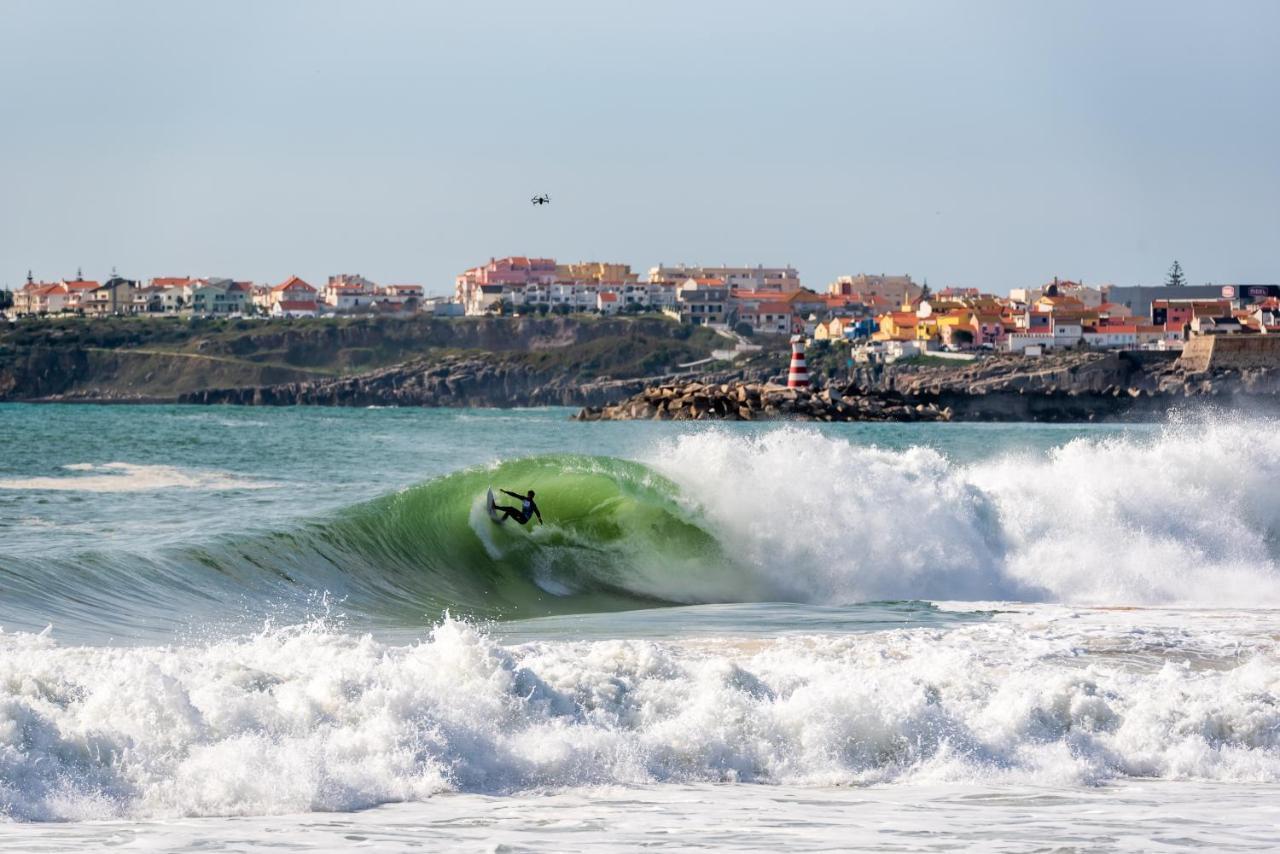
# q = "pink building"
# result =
<box><xmin>456</xmin><ymin>256</ymin><xmax>559</xmax><ymax>314</ymax></box>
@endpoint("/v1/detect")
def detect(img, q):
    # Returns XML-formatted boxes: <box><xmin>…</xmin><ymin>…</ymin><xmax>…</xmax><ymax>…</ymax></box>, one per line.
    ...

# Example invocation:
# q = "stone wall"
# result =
<box><xmin>1178</xmin><ymin>334</ymin><xmax>1280</xmax><ymax>373</ymax></box>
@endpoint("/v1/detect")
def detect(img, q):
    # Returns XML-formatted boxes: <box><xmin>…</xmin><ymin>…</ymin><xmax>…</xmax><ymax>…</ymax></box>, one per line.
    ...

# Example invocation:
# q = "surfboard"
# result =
<box><xmin>486</xmin><ymin>487</ymin><xmax>502</xmax><ymax>524</ymax></box>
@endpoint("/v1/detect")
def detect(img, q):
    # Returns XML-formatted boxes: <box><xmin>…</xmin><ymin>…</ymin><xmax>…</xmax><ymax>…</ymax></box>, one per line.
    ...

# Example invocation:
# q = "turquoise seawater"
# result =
<box><xmin>3</xmin><ymin>403</ymin><xmax>1280</xmax><ymax>851</ymax></box>
<box><xmin>0</xmin><ymin>403</ymin><xmax>1144</xmax><ymax>642</ymax></box>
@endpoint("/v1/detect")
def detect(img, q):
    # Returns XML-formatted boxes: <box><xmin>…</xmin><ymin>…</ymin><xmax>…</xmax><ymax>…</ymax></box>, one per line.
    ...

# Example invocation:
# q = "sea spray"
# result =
<box><xmin>7</xmin><ymin>418</ymin><xmax>1280</xmax><ymax>642</ymax></box>
<box><xmin>3</xmin><ymin>609</ymin><xmax>1280</xmax><ymax>821</ymax></box>
<box><xmin>650</xmin><ymin>418</ymin><xmax>1280</xmax><ymax>607</ymax></box>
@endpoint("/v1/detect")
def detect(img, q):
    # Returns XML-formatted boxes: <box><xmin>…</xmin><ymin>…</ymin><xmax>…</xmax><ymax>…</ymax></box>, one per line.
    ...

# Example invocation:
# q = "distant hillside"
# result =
<box><xmin>0</xmin><ymin>315</ymin><xmax>726</xmax><ymax>403</ymax></box>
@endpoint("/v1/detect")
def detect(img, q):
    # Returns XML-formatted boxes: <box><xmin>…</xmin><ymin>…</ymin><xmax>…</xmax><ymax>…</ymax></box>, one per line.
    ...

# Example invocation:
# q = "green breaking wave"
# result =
<box><xmin>0</xmin><ymin>455</ymin><xmax>750</xmax><ymax>636</ymax></box>
<box><xmin>275</xmin><ymin>454</ymin><xmax>746</xmax><ymax>621</ymax></box>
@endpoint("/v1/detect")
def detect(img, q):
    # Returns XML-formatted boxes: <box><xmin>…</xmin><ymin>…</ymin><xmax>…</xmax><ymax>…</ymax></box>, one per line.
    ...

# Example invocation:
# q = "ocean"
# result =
<box><xmin>1</xmin><ymin>403</ymin><xmax>1278</xmax><ymax>851</ymax></box>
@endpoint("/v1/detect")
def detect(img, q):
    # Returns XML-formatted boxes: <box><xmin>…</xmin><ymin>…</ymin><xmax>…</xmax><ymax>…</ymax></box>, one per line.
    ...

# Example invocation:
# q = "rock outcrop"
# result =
<box><xmin>575</xmin><ymin>381</ymin><xmax>951</xmax><ymax>422</ymax></box>
<box><xmin>575</xmin><ymin>349</ymin><xmax>1280</xmax><ymax>423</ymax></box>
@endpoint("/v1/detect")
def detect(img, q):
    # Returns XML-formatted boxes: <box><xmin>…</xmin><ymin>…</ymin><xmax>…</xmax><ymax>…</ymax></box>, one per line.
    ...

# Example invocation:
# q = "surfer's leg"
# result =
<box><xmin>493</xmin><ymin>504</ymin><xmax>532</xmax><ymax>525</ymax></box>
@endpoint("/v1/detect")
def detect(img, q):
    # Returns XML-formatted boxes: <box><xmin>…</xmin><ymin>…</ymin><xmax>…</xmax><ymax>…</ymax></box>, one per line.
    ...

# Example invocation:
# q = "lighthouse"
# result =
<box><xmin>787</xmin><ymin>335</ymin><xmax>809</xmax><ymax>388</ymax></box>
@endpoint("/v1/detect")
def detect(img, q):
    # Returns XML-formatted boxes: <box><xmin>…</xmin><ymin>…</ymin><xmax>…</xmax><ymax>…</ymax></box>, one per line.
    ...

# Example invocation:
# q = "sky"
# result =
<box><xmin>2</xmin><ymin>0</ymin><xmax>1278</xmax><ymax>296</ymax></box>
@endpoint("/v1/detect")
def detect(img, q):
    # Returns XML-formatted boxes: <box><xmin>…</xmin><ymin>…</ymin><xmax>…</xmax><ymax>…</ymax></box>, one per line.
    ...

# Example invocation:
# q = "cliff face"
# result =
<box><xmin>0</xmin><ymin>316</ymin><xmax>722</xmax><ymax>403</ymax></box>
<box><xmin>7</xmin><ymin>316</ymin><xmax>1280</xmax><ymax>420</ymax></box>
<box><xmin>180</xmin><ymin>356</ymin><xmax>767</xmax><ymax>408</ymax></box>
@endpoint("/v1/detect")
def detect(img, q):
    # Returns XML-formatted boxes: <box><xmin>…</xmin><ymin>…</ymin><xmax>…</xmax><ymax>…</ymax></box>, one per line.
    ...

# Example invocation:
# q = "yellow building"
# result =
<box><xmin>873</xmin><ymin>311</ymin><xmax>920</xmax><ymax>341</ymax></box>
<box><xmin>914</xmin><ymin>316</ymin><xmax>941</xmax><ymax>342</ymax></box>
<box><xmin>556</xmin><ymin>262</ymin><xmax>638</xmax><ymax>284</ymax></box>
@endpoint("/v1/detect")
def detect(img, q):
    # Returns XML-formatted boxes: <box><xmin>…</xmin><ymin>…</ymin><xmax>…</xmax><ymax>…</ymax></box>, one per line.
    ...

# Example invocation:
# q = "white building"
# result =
<box><xmin>1010</xmin><ymin>279</ymin><xmax>1104</xmax><ymax>308</ymax></box>
<box><xmin>648</xmin><ymin>264</ymin><xmax>800</xmax><ymax>292</ymax></box>
<box><xmin>597</xmin><ymin>291</ymin><xmax>621</xmax><ymax>315</ymax></box>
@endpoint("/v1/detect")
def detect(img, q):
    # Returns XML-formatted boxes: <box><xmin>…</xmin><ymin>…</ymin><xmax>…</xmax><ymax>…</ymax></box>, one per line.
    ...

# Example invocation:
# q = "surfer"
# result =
<box><xmin>493</xmin><ymin>488</ymin><xmax>542</xmax><ymax>526</ymax></box>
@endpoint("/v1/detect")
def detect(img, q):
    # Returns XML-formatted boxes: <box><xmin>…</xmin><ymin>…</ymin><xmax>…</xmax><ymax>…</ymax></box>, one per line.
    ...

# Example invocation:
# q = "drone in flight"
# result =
<box><xmin>531</xmin><ymin>193</ymin><xmax>551</xmax><ymax>206</ymax></box>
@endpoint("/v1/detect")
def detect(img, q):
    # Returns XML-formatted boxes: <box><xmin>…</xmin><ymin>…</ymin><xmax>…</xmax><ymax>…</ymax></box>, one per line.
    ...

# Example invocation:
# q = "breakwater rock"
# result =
<box><xmin>574</xmin><ymin>381</ymin><xmax>951</xmax><ymax>422</ymax></box>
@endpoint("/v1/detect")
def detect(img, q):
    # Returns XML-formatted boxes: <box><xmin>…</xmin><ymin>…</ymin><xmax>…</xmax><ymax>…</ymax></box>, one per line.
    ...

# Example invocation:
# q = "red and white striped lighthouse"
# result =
<box><xmin>787</xmin><ymin>335</ymin><xmax>809</xmax><ymax>388</ymax></box>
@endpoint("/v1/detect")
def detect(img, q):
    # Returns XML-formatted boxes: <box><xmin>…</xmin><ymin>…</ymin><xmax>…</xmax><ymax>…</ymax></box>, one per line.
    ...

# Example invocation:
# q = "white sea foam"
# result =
<box><xmin>0</xmin><ymin>463</ymin><xmax>277</xmax><ymax>493</ymax></box>
<box><xmin>648</xmin><ymin>418</ymin><xmax>1280</xmax><ymax>607</ymax></box>
<box><xmin>1</xmin><ymin>608</ymin><xmax>1278</xmax><ymax>821</ymax></box>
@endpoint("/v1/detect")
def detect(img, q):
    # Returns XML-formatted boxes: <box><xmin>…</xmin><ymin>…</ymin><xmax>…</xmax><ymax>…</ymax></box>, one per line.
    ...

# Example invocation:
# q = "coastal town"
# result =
<box><xmin>5</xmin><ymin>258</ymin><xmax>1280</xmax><ymax>362</ymax></box>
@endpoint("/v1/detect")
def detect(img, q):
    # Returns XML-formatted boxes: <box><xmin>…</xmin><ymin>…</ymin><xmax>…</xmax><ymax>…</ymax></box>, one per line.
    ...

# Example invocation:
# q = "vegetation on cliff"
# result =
<box><xmin>0</xmin><ymin>315</ymin><xmax>723</xmax><ymax>402</ymax></box>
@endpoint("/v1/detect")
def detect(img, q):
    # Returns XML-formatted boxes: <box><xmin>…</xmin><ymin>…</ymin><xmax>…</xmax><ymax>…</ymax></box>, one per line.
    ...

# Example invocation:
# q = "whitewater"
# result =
<box><xmin>1</xmin><ymin>404</ymin><xmax>1279</xmax><ymax>851</ymax></box>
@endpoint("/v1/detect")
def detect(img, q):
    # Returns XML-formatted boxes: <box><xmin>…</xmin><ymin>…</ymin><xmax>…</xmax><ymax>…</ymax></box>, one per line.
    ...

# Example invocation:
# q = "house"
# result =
<box><xmin>1189</xmin><ymin>315</ymin><xmax>1244</xmax><ymax>335</ymax></box>
<box><xmin>884</xmin><ymin>340</ymin><xmax>922</xmax><ymax>361</ymax></box>
<box><xmin>269</xmin><ymin>276</ymin><xmax>318</xmax><ymax>309</ymax></box>
<box><xmin>814</xmin><ymin>316</ymin><xmax>872</xmax><ymax>341</ymax></box>
<box><xmin>1083</xmin><ymin>325</ymin><xmax>1139</xmax><ymax>349</ymax></box>
<box><xmin>323</xmin><ymin>274</ymin><xmax>378</xmax><ymax>309</ymax></box>
<box><xmin>1104</xmin><ymin>284</ymin><xmax>1227</xmax><ymax>319</ymax></box>
<box><xmin>649</xmin><ymin>264</ymin><xmax>800</xmax><ymax>292</ymax></box>
<box><xmin>382</xmin><ymin>284</ymin><xmax>424</xmax><ymax>299</ymax></box>
<box><xmin>17</xmin><ymin>283</ymin><xmax>69</xmax><ymax>315</ymax></box>
<box><xmin>326</xmin><ymin>285</ymin><xmax>375</xmax><ymax>310</ymax></box>
<box><xmin>738</xmin><ymin>300</ymin><xmax>793</xmax><ymax>335</ymax></box>
<box><xmin>473</xmin><ymin>284</ymin><xmax>506</xmax><ymax>314</ymax></box>
<box><xmin>61</xmin><ymin>277</ymin><xmax>101</xmax><ymax>310</ymax></box>
<box><xmin>558</xmin><ymin>262</ymin><xmax>639</xmax><ymax>284</ymax></box>
<box><xmin>970</xmin><ymin>313</ymin><xmax>1006</xmax><ymax>348</ymax></box>
<box><xmin>84</xmin><ymin>278</ymin><xmax>138</xmax><ymax>316</ymax></box>
<box><xmin>784</xmin><ymin>289</ymin><xmax>830</xmax><ymax>320</ymax></box>
<box><xmin>455</xmin><ymin>256</ymin><xmax>557</xmax><ymax>314</ymax></box>
<box><xmin>676</xmin><ymin>278</ymin><xmax>730</xmax><ymax>325</ymax></box>
<box><xmin>133</xmin><ymin>285</ymin><xmax>169</xmax><ymax>313</ymax></box>
<box><xmin>596</xmin><ymin>290</ymin><xmax>621</xmax><ymax>315</ymax></box>
<box><xmin>1151</xmin><ymin>299</ymin><xmax>1232</xmax><ymax>327</ymax></box>
<box><xmin>422</xmin><ymin>297</ymin><xmax>464</xmax><ymax>316</ymax></box>
<box><xmin>828</xmin><ymin>273</ymin><xmax>920</xmax><ymax>305</ymax></box>
<box><xmin>1005</xmin><ymin>331</ymin><xmax>1056</xmax><ymax>353</ymax></box>
<box><xmin>251</xmin><ymin>286</ymin><xmax>273</xmax><ymax>312</ymax></box>
<box><xmin>271</xmin><ymin>299</ymin><xmax>318</xmax><ymax>318</ymax></box>
<box><xmin>1011</xmin><ymin>278</ymin><xmax>1103</xmax><ymax>308</ymax></box>
<box><xmin>187</xmin><ymin>278</ymin><xmax>247</xmax><ymax>316</ymax></box>
<box><xmin>227</xmin><ymin>281</ymin><xmax>254</xmax><ymax>313</ymax></box>
<box><xmin>873</xmin><ymin>311</ymin><xmax>920</xmax><ymax>342</ymax></box>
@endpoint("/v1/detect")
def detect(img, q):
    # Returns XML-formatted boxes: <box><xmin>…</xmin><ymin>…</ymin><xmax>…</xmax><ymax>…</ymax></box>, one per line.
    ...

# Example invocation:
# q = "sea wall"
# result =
<box><xmin>1178</xmin><ymin>334</ymin><xmax>1280</xmax><ymax>373</ymax></box>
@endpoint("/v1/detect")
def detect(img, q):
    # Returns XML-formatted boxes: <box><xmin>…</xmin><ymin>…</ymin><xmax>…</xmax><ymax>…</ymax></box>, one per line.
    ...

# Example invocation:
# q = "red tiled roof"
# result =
<box><xmin>151</xmin><ymin>277</ymin><xmax>193</xmax><ymax>287</ymax></box>
<box><xmin>272</xmin><ymin>276</ymin><xmax>315</xmax><ymax>293</ymax></box>
<box><xmin>276</xmin><ymin>300</ymin><xmax>317</xmax><ymax>311</ymax></box>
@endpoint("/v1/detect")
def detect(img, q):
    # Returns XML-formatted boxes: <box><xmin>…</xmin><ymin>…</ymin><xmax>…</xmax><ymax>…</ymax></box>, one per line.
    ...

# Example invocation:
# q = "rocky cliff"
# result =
<box><xmin>8</xmin><ymin>315</ymin><xmax>1280</xmax><ymax>420</ymax></box>
<box><xmin>180</xmin><ymin>355</ymin><xmax>770</xmax><ymax>408</ymax></box>
<box><xmin>0</xmin><ymin>315</ymin><xmax>724</xmax><ymax>404</ymax></box>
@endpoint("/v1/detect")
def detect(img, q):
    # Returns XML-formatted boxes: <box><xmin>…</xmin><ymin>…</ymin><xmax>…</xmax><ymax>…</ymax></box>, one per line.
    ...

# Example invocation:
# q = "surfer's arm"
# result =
<box><xmin>534</xmin><ymin>505</ymin><xmax>543</xmax><ymax>524</ymax></box>
<box><xmin>501</xmin><ymin>489</ymin><xmax>522</xmax><ymax>499</ymax></box>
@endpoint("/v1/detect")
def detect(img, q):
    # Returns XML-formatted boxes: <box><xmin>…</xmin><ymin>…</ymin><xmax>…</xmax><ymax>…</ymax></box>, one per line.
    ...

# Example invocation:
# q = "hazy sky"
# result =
<box><xmin>3</xmin><ymin>0</ymin><xmax>1278</xmax><ymax>295</ymax></box>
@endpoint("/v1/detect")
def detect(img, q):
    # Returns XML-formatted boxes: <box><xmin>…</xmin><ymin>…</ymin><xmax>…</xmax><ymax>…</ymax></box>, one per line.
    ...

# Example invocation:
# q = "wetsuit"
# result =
<box><xmin>496</xmin><ymin>490</ymin><xmax>541</xmax><ymax>525</ymax></box>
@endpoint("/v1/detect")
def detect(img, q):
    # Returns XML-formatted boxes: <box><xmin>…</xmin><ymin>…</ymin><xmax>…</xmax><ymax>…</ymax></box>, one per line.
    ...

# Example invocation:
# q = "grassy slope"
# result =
<box><xmin>0</xmin><ymin>315</ymin><xmax>727</xmax><ymax>400</ymax></box>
